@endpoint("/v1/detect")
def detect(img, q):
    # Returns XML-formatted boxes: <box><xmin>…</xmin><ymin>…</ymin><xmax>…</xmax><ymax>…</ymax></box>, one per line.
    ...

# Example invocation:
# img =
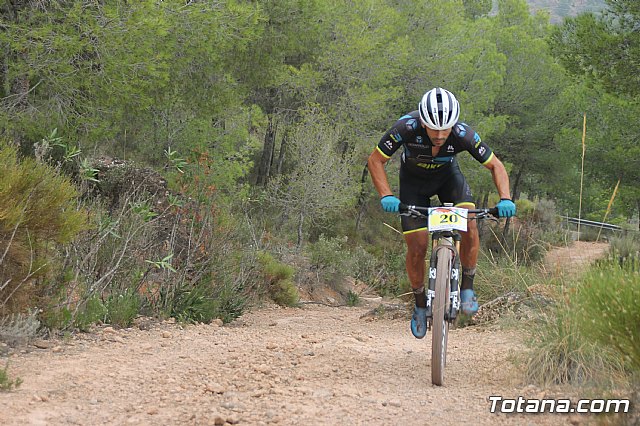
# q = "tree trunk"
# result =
<box><xmin>255</xmin><ymin>116</ymin><xmax>276</xmax><ymax>186</ymax></box>
<box><xmin>355</xmin><ymin>164</ymin><xmax>370</xmax><ymax>231</ymax></box>
<box><xmin>275</xmin><ymin>132</ymin><xmax>287</xmax><ymax>176</ymax></box>
<box><xmin>297</xmin><ymin>211</ymin><xmax>304</xmax><ymax>247</ymax></box>
<box><xmin>511</xmin><ymin>169</ymin><xmax>523</xmax><ymax>202</ymax></box>
<box><xmin>502</xmin><ymin>168</ymin><xmax>522</xmax><ymax>243</ymax></box>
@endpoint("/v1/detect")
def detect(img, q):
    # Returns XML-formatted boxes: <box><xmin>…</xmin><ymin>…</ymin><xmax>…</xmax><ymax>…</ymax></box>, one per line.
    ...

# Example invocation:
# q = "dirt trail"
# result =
<box><xmin>0</xmin><ymin>242</ymin><xmax>610</xmax><ymax>426</ymax></box>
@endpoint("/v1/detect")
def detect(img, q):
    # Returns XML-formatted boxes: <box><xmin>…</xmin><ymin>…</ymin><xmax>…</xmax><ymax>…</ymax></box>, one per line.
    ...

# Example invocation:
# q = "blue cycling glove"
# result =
<box><xmin>380</xmin><ymin>195</ymin><xmax>401</xmax><ymax>213</ymax></box>
<box><xmin>496</xmin><ymin>199</ymin><xmax>516</xmax><ymax>218</ymax></box>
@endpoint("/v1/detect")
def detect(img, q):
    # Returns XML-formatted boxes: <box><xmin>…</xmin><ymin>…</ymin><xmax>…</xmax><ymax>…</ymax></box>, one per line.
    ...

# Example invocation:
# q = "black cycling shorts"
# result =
<box><xmin>399</xmin><ymin>161</ymin><xmax>475</xmax><ymax>234</ymax></box>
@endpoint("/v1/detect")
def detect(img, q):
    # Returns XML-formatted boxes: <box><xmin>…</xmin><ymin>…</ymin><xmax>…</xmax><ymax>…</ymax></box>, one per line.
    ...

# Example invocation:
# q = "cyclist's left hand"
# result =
<box><xmin>496</xmin><ymin>199</ymin><xmax>516</xmax><ymax>218</ymax></box>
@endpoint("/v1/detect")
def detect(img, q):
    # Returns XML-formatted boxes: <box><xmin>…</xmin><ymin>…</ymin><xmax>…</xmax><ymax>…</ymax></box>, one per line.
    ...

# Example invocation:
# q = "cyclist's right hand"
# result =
<box><xmin>381</xmin><ymin>195</ymin><xmax>401</xmax><ymax>212</ymax></box>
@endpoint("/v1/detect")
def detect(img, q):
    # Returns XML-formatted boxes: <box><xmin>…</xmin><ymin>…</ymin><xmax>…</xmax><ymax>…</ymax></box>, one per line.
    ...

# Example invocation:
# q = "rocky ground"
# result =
<box><xmin>0</xmin><ymin>241</ymin><xmax>624</xmax><ymax>426</ymax></box>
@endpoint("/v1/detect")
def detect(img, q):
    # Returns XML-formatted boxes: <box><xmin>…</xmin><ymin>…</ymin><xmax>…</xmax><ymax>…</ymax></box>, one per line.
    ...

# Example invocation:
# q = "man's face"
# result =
<box><xmin>425</xmin><ymin>126</ymin><xmax>452</xmax><ymax>147</ymax></box>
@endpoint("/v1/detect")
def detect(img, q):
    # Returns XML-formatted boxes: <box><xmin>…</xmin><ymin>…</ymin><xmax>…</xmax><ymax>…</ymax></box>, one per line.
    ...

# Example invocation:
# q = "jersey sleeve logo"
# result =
<box><xmin>455</xmin><ymin>124</ymin><xmax>466</xmax><ymax>137</ymax></box>
<box><xmin>384</xmin><ymin>139</ymin><xmax>394</xmax><ymax>150</ymax></box>
<box><xmin>473</xmin><ymin>133</ymin><xmax>482</xmax><ymax>147</ymax></box>
<box><xmin>406</xmin><ymin>119</ymin><xmax>418</xmax><ymax>131</ymax></box>
<box><xmin>478</xmin><ymin>146</ymin><xmax>486</xmax><ymax>156</ymax></box>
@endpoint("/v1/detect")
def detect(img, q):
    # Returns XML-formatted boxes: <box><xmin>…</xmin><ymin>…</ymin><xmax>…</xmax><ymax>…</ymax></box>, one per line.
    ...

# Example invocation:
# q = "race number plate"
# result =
<box><xmin>427</xmin><ymin>207</ymin><xmax>468</xmax><ymax>232</ymax></box>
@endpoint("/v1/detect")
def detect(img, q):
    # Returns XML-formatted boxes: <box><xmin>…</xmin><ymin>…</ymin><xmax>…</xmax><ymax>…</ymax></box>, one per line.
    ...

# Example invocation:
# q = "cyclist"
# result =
<box><xmin>367</xmin><ymin>87</ymin><xmax>516</xmax><ymax>339</ymax></box>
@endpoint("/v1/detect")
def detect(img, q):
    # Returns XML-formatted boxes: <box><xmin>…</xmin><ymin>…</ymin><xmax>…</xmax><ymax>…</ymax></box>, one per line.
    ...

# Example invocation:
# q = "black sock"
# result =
<box><xmin>461</xmin><ymin>267</ymin><xmax>476</xmax><ymax>291</ymax></box>
<box><xmin>413</xmin><ymin>286</ymin><xmax>426</xmax><ymax>308</ymax></box>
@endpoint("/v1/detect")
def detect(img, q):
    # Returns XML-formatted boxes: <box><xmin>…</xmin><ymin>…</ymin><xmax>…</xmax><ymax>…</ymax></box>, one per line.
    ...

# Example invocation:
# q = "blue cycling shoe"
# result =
<box><xmin>411</xmin><ymin>306</ymin><xmax>428</xmax><ymax>339</ymax></box>
<box><xmin>460</xmin><ymin>289</ymin><xmax>479</xmax><ymax>315</ymax></box>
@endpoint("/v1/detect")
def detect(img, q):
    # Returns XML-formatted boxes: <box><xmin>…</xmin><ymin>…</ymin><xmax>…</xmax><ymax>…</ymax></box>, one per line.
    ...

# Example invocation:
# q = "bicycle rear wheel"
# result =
<box><xmin>431</xmin><ymin>246</ymin><xmax>452</xmax><ymax>386</ymax></box>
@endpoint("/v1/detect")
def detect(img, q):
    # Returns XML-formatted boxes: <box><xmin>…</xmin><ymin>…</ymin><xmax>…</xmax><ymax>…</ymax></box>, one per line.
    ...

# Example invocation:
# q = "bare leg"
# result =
<box><xmin>459</xmin><ymin>215</ymin><xmax>479</xmax><ymax>291</ymax></box>
<box><xmin>459</xmin><ymin>214</ymin><xmax>479</xmax><ymax>269</ymax></box>
<box><xmin>404</xmin><ymin>230</ymin><xmax>429</xmax><ymax>307</ymax></box>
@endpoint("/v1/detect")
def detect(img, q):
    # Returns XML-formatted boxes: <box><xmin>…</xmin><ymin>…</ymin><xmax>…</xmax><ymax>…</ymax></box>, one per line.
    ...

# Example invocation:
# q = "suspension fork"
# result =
<box><xmin>449</xmin><ymin>234</ymin><xmax>462</xmax><ymax>321</ymax></box>
<box><xmin>426</xmin><ymin>232</ymin><xmax>462</xmax><ymax>321</ymax></box>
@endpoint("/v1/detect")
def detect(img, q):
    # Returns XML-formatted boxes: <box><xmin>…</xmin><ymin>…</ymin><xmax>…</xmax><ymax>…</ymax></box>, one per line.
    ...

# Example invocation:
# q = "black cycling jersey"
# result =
<box><xmin>376</xmin><ymin>111</ymin><xmax>494</xmax><ymax>177</ymax></box>
<box><xmin>376</xmin><ymin>111</ymin><xmax>495</xmax><ymax>233</ymax></box>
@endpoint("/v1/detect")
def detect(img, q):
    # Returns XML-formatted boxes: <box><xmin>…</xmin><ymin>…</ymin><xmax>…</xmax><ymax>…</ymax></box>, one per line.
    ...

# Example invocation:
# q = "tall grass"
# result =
<box><xmin>523</xmin><ymin>256</ymin><xmax>639</xmax><ymax>390</ymax></box>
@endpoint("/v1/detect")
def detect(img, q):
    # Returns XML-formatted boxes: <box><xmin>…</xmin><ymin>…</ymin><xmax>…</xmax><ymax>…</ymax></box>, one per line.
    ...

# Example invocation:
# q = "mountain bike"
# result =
<box><xmin>399</xmin><ymin>203</ymin><xmax>498</xmax><ymax>386</ymax></box>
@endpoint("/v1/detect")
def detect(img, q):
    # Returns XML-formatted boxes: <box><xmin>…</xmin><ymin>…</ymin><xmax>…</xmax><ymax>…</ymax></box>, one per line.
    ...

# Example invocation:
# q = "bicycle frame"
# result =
<box><xmin>427</xmin><ymin>229</ymin><xmax>462</xmax><ymax>323</ymax></box>
<box><xmin>399</xmin><ymin>203</ymin><xmax>498</xmax><ymax>386</ymax></box>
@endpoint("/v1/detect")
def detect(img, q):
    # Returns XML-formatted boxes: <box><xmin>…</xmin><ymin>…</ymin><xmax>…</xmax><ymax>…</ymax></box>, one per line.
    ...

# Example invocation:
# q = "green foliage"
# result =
<box><xmin>574</xmin><ymin>264</ymin><xmax>640</xmax><ymax>372</ymax></box>
<box><xmin>106</xmin><ymin>289</ymin><xmax>141</xmax><ymax>328</ymax></box>
<box><xmin>170</xmin><ymin>283</ymin><xmax>222</xmax><ymax>324</ymax></box>
<box><xmin>475</xmin><ymin>255</ymin><xmax>542</xmax><ymax>303</ymax></box>
<box><xmin>0</xmin><ymin>142</ymin><xmax>87</xmax><ymax>313</ymax></box>
<box><xmin>481</xmin><ymin>198</ymin><xmax>568</xmax><ymax>264</ymax></box>
<box><xmin>257</xmin><ymin>251</ymin><xmax>299</xmax><ymax>307</ymax></box>
<box><xmin>40</xmin><ymin>306</ymin><xmax>73</xmax><ymax>331</ymax></box>
<box><xmin>608</xmin><ymin>234</ymin><xmax>640</xmax><ymax>265</ymax></box>
<box><xmin>308</xmin><ymin>235</ymin><xmax>350</xmax><ymax>280</ymax></box>
<box><xmin>266</xmin><ymin>109</ymin><xmax>358</xmax><ymax>246</ymax></box>
<box><xmin>524</xmin><ymin>300</ymin><xmax>626</xmax><ymax>387</ymax></box>
<box><xmin>74</xmin><ymin>296</ymin><xmax>107</xmax><ymax>332</ymax></box>
<box><xmin>269</xmin><ymin>278</ymin><xmax>299</xmax><ymax>307</ymax></box>
<box><xmin>0</xmin><ymin>363</ymin><xmax>22</xmax><ymax>391</ymax></box>
<box><xmin>346</xmin><ymin>290</ymin><xmax>361</xmax><ymax>307</ymax></box>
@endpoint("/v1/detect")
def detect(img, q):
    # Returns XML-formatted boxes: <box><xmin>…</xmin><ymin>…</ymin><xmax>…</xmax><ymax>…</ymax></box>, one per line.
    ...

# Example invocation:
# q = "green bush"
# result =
<box><xmin>475</xmin><ymin>254</ymin><xmax>541</xmax><ymax>303</ymax></box>
<box><xmin>257</xmin><ymin>251</ymin><xmax>299</xmax><ymax>306</ymax></box>
<box><xmin>524</xmin><ymin>305</ymin><xmax>625</xmax><ymax>387</ymax></box>
<box><xmin>308</xmin><ymin>234</ymin><xmax>350</xmax><ymax>282</ymax></box>
<box><xmin>346</xmin><ymin>290</ymin><xmax>361</xmax><ymax>307</ymax></box>
<box><xmin>350</xmin><ymin>246</ymin><xmax>379</xmax><ymax>286</ymax></box>
<box><xmin>106</xmin><ymin>290</ymin><xmax>141</xmax><ymax>328</ymax></box>
<box><xmin>524</xmin><ymin>261</ymin><xmax>638</xmax><ymax>389</ymax></box>
<box><xmin>74</xmin><ymin>295</ymin><xmax>107</xmax><ymax>331</ymax></box>
<box><xmin>170</xmin><ymin>280</ymin><xmax>247</xmax><ymax>324</ymax></box>
<box><xmin>608</xmin><ymin>233</ymin><xmax>640</xmax><ymax>266</ymax></box>
<box><xmin>0</xmin><ymin>363</ymin><xmax>22</xmax><ymax>391</ymax></box>
<box><xmin>270</xmin><ymin>278</ymin><xmax>299</xmax><ymax>307</ymax></box>
<box><xmin>0</xmin><ymin>142</ymin><xmax>87</xmax><ymax>314</ymax></box>
<box><xmin>574</xmin><ymin>264</ymin><xmax>640</xmax><ymax>373</ymax></box>
<box><xmin>480</xmin><ymin>198</ymin><xmax>567</xmax><ymax>265</ymax></box>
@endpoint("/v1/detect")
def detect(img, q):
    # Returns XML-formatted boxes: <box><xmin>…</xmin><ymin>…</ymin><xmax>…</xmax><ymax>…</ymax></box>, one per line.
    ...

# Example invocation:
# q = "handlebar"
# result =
<box><xmin>398</xmin><ymin>203</ymin><xmax>499</xmax><ymax>219</ymax></box>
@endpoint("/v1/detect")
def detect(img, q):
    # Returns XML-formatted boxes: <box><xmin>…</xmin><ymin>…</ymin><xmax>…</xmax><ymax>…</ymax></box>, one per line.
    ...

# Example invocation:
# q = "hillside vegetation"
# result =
<box><xmin>0</xmin><ymin>0</ymin><xmax>638</xmax><ymax>405</ymax></box>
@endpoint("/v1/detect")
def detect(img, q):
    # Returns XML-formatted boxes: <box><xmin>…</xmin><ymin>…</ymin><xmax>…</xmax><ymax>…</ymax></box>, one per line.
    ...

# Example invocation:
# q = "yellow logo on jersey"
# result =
<box><xmin>416</xmin><ymin>163</ymin><xmax>443</xmax><ymax>170</ymax></box>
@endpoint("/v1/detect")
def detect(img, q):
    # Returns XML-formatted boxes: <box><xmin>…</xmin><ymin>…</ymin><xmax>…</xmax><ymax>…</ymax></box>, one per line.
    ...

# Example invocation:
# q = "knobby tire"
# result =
<box><xmin>431</xmin><ymin>246</ymin><xmax>451</xmax><ymax>386</ymax></box>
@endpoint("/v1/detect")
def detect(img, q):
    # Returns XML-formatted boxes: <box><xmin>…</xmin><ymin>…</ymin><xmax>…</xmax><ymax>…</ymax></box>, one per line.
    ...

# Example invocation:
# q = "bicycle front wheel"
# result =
<box><xmin>431</xmin><ymin>246</ymin><xmax>452</xmax><ymax>386</ymax></box>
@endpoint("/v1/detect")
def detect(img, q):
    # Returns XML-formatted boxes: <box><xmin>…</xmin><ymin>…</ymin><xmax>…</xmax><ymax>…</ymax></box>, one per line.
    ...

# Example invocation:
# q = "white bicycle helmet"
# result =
<box><xmin>418</xmin><ymin>87</ymin><xmax>460</xmax><ymax>130</ymax></box>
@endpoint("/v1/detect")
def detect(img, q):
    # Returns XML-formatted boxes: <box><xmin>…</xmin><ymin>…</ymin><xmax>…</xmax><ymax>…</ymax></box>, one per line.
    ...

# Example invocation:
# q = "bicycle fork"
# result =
<box><xmin>426</xmin><ymin>232</ymin><xmax>462</xmax><ymax>323</ymax></box>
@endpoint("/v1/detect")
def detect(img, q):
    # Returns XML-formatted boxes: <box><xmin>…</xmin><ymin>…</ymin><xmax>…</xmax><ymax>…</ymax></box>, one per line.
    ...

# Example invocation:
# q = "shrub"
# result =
<box><xmin>169</xmin><ymin>279</ymin><xmax>247</xmax><ymax>324</ymax></box>
<box><xmin>346</xmin><ymin>290</ymin><xmax>360</xmax><ymax>307</ymax></box>
<box><xmin>74</xmin><ymin>295</ymin><xmax>107</xmax><ymax>331</ymax></box>
<box><xmin>480</xmin><ymin>198</ymin><xmax>567</xmax><ymax>265</ymax></box>
<box><xmin>574</xmin><ymin>264</ymin><xmax>640</xmax><ymax>373</ymax></box>
<box><xmin>608</xmin><ymin>233</ymin><xmax>640</xmax><ymax>267</ymax></box>
<box><xmin>0</xmin><ymin>142</ymin><xmax>87</xmax><ymax>314</ymax></box>
<box><xmin>308</xmin><ymin>234</ymin><xmax>350</xmax><ymax>283</ymax></box>
<box><xmin>106</xmin><ymin>289</ymin><xmax>141</xmax><ymax>328</ymax></box>
<box><xmin>170</xmin><ymin>283</ymin><xmax>220</xmax><ymax>324</ymax></box>
<box><xmin>257</xmin><ymin>251</ymin><xmax>299</xmax><ymax>306</ymax></box>
<box><xmin>523</xmin><ymin>261</ymin><xmax>638</xmax><ymax>389</ymax></box>
<box><xmin>524</xmin><ymin>305</ymin><xmax>625</xmax><ymax>387</ymax></box>
<box><xmin>0</xmin><ymin>363</ymin><xmax>22</xmax><ymax>391</ymax></box>
<box><xmin>0</xmin><ymin>310</ymin><xmax>40</xmax><ymax>346</ymax></box>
